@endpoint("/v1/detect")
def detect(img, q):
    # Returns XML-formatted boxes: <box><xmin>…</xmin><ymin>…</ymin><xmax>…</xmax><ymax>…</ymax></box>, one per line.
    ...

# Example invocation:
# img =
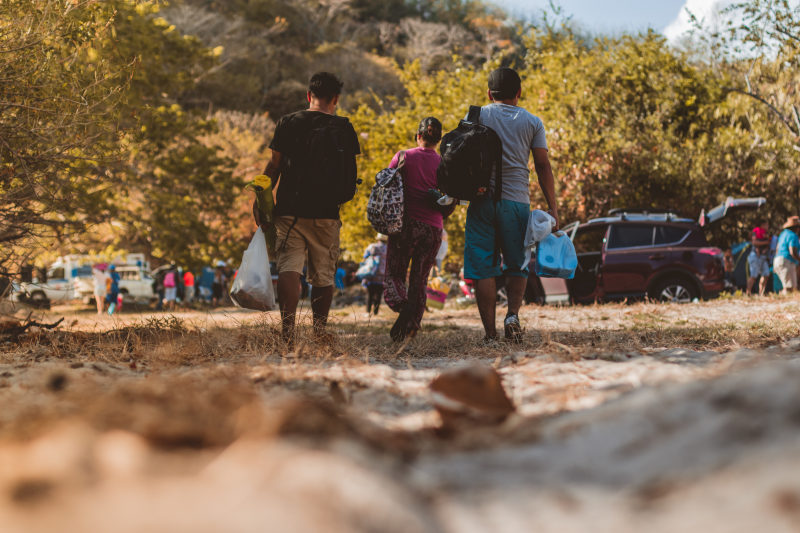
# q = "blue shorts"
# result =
<box><xmin>748</xmin><ymin>251</ymin><xmax>770</xmax><ymax>278</ymax></box>
<box><xmin>464</xmin><ymin>198</ymin><xmax>529</xmax><ymax>280</ymax></box>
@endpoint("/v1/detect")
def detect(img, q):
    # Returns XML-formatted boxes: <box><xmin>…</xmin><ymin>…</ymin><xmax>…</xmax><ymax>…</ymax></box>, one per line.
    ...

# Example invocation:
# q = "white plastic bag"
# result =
<box><xmin>523</xmin><ymin>209</ymin><xmax>557</xmax><ymax>270</ymax></box>
<box><xmin>524</xmin><ymin>209</ymin><xmax>557</xmax><ymax>248</ymax></box>
<box><xmin>230</xmin><ymin>227</ymin><xmax>276</xmax><ymax>311</ymax></box>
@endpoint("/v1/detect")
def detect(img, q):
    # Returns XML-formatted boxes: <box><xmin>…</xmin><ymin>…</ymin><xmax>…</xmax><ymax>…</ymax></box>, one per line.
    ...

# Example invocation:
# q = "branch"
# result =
<box><xmin>773</xmin><ymin>24</ymin><xmax>800</xmax><ymax>44</ymax></box>
<box><xmin>724</xmin><ymin>87</ymin><xmax>800</xmax><ymax>137</ymax></box>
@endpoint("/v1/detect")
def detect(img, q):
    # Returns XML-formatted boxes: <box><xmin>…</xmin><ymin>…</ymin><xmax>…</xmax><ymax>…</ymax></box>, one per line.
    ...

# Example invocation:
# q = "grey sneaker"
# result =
<box><xmin>504</xmin><ymin>313</ymin><xmax>523</xmax><ymax>343</ymax></box>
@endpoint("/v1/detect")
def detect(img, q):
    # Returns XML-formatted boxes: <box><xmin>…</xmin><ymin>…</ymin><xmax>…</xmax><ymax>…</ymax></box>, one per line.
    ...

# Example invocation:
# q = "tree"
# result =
<box><xmin>0</xmin><ymin>0</ymin><xmax>128</xmax><ymax>273</ymax></box>
<box><xmin>723</xmin><ymin>0</ymin><xmax>800</xmax><ymax>148</ymax></box>
<box><xmin>341</xmin><ymin>29</ymin><xmax>788</xmax><ymax>260</ymax></box>
<box><xmin>3</xmin><ymin>0</ymin><xmax>252</xmax><ymax>271</ymax></box>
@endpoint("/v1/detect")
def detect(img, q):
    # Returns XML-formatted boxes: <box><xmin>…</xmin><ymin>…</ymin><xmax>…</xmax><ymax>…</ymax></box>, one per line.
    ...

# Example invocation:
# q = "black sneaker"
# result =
<box><xmin>390</xmin><ymin>306</ymin><xmax>412</xmax><ymax>342</ymax></box>
<box><xmin>503</xmin><ymin>313</ymin><xmax>523</xmax><ymax>343</ymax></box>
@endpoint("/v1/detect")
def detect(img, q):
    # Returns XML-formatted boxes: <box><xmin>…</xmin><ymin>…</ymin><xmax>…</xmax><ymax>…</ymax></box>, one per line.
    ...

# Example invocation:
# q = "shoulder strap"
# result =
<box><xmin>467</xmin><ymin>105</ymin><xmax>481</xmax><ymax>124</ymax></box>
<box><xmin>493</xmin><ymin>135</ymin><xmax>503</xmax><ymax>203</ymax></box>
<box><xmin>396</xmin><ymin>150</ymin><xmax>407</xmax><ymax>170</ymax></box>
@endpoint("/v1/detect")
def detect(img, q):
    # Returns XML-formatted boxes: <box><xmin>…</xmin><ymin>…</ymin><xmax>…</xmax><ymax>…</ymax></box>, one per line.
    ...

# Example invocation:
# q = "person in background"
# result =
<box><xmin>384</xmin><ymin>117</ymin><xmax>454</xmax><ymax>341</ymax></box>
<box><xmin>362</xmin><ymin>234</ymin><xmax>388</xmax><ymax>316</ymax></box>
<box><xmin>212</xmin><ymin>263</ymin><xmax>226</xmax><ymax>306</ymax></box>
<box><xmin>92</xmin><ymin>265</ymin><xmax>107</xmax><ymax>315</ymax></box>
<box><xmin>723</xmin><ymin>249</ymin><xmax>735</xmax><ymax>290</ymax></box>
<box><xmin>106</xmin><ymin>265</ymin><xmax>121</xmax><ymax>315</ymax></box>
<box><xmin>334</xmin><ymin>263</ymin><xmax>347</xmax><ymax>296</ymax></box>
<box><xmin>183</xmin><ymin>268</ymin><xmax>195</xmax><ymax>305</ymax></box>
<box><xmin>199</xmin><ymin>266</ymin><xmax>215</xmax><ymax>303</ymax></box>
<box><xmin>774</xmin><ymin>216</ymin><xmax>800</xmax><ymax>294</ymax></box>
<box><xmin>153</xmin><ymin>269</ymin><xmax>166</xmax><ymax>311</ymax></box>
<box><xmin>748</xmin><ymin>222</ymin><xmax>771</xmax><ymax>296</ymax></box>
<box><xmin>163</xmin><ymin>265</ymin><xmax>178</xmax><ymax>311</ymax></box>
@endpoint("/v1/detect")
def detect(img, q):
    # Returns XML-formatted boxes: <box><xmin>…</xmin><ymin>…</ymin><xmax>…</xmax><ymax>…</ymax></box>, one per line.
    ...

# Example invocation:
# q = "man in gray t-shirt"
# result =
<box><xmin>464</xmin><ymin>67</ymin><xmax>559</xmax><ymax>343</ymax></box>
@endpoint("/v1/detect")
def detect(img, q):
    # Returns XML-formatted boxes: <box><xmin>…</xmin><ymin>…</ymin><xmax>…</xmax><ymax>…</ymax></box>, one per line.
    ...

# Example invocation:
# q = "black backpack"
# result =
<box><xmin>437</xmin><ymin>105</ymin><xmax>503</xmax><ymax>203</ymax></box>
<box><xmin>282</xmin><ymin>113</ymin><xmax>356</xmax><ymax>210</ymax></box>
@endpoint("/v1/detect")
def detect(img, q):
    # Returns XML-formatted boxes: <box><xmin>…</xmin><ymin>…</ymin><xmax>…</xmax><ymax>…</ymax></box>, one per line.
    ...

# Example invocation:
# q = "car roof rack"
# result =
<box><xmin>607</xmin><ymin>208</ymin><xmax>683</xmax><ymax>219</ymax></box>
<box><xmin>588</xmin><ymin>209</ymin><xmax>695</xmax><ymax>225</ymax></box>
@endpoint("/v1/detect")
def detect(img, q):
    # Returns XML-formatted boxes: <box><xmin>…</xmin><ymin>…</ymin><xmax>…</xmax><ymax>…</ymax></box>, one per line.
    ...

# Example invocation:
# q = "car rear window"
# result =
<box><xmin>654</xmin><ymin>226</ymin><xmax>689</xmax><ymax>245</ymax></box>
<box><xmin>573</xmin><ymin>226</ymin><xmax>607</xmax><ymax>254</ymax></box>
<box><xmin>607</xmin><ymin>224</ymin><xmax>654</xmax><ymax>249</ymax></box>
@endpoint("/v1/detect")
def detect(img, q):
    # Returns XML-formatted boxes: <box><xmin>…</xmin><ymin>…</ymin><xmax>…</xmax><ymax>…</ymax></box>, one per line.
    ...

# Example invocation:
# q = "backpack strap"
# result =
<box><xmin>467</xmin><ymin>105</ymin><xmax>481</xmax><ymax>124</ymax></box>
<box><xmin>492</xmin><ymin>136</ymin><xmax>503</xmax><ymax>266</ymax></box>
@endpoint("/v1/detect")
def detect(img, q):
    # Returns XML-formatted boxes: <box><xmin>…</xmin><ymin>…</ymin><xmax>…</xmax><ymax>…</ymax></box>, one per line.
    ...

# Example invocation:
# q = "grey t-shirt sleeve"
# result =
<box><xmin>530</xmin><ymin>116</ymin><xmax>548</xmax><ymax>151</ymax></box>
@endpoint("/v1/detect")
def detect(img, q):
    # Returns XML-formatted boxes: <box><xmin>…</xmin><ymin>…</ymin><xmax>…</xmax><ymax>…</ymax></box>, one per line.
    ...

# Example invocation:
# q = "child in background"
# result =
<box><xmin>362</xmin><ymin>235</ymin><xmax>388</xmax><ymax>315</ymax></box>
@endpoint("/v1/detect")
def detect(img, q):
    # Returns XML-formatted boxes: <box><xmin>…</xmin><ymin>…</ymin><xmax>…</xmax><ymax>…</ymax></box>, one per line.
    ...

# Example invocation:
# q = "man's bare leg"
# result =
<box><xmin>505</xmin><ymin>276</ymin><xmax>527</xmax><ymax>316</ymax></box>
<box><xmin>278</xmin><ymin>271</ymin><xmax>301</xmax><ymax>345</ymax></box>
<box><xmin>759</xmin><ymin>277</ymin><xmax>767</xmax><ymax>296</ymax></box>
<box><xmin>474</xmin><ymin>278</ymin><xmax>497</xmax><ymax>339</ymax></box>
<box><xmin>747</xmin><ymin>277</ymin><xmax>756</xmax><ymax>295</ymax></box>
<box><xmin>310</xmin><ymin>285</ymin><xmax>334</xmax><ymax>335</ymax></box>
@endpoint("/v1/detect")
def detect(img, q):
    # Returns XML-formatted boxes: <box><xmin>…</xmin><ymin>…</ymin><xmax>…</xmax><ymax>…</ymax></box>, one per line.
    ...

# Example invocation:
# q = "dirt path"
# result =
<box><xmin>2</xmin><ymin>296</ymin><xmax>800</xmax><ymax>531</ymax></box>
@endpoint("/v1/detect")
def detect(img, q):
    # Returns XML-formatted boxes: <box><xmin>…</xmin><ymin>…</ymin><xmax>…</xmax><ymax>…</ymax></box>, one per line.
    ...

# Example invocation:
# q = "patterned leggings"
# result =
<box><xmin>384</xmin><ymin>218</ymin><xmax>442</xmax><ymax>332</ymax></box>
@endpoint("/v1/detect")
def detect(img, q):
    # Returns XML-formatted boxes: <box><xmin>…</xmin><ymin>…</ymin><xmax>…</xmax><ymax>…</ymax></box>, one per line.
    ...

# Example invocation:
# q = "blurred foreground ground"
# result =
<box><xmin>2</xmin><ymin>296</ymin><xmax>800</xmax><ymax>532</ymax></box>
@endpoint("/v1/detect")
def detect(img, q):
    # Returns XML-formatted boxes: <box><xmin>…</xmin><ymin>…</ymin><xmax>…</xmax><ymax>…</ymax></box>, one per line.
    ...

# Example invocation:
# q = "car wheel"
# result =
<box><xmin>29</xmin><ymin>290</ymin><xmax>50</xmax><ymax>309</ymax></box>
<box><xmin>650</xmin><ymin>278</ymin><xmax>697</xmax><ymax>304</ymax></box>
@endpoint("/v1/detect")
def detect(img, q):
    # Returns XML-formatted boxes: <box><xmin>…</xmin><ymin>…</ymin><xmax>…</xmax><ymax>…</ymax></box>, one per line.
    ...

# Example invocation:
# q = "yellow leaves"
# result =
<box><xmin>212</xmin><ymin>46</ymin><xmax>224</xmax><ymax>57</ymax></box>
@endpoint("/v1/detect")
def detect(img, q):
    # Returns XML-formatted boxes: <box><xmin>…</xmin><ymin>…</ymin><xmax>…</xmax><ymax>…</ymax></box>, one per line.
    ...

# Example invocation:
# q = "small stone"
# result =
<box><xmin>430</xmin><ymin>363</ymin><xmax>515</xmax><ymax>429</ymax></box>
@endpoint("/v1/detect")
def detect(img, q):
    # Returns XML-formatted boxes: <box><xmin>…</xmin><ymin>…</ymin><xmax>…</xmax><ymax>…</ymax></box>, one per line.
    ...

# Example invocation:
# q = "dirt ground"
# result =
<box><xmin>2</xmin><ymin>295</ymin><xmax>800</xmax><ymax>532</ymax></box>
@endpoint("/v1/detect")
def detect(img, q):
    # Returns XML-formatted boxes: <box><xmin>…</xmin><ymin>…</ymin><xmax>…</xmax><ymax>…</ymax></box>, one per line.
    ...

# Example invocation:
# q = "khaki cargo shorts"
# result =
<box><xmin>774</xmin><ymin>255</ymin><xmax>798</xmax><ymax>291</ymax></box>
<box><xmin>275</xmin><ymin>216</ymin><xmax>341</xmax><ymax>287</ymax></box>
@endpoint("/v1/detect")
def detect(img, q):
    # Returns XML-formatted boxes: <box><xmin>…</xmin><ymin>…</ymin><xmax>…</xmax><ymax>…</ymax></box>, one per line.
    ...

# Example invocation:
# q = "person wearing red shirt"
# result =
<box><xmin>183</xmin><ymin>269</ymin><xmax>195</xmax><ymax>304</ymax></box>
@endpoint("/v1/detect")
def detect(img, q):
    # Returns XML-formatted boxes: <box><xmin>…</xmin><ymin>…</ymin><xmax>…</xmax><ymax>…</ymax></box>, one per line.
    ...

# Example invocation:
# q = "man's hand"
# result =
<box><xmin>549</xmin><ymin>209</ymin><xmax>560</xmax><ymax>231</ymax></box>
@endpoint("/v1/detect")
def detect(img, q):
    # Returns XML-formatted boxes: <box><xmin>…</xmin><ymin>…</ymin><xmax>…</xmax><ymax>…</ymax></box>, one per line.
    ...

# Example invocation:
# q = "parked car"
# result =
<box><xmin>114</xmin><ymin>265</ymin><xmax>156</xmax><ymax>304</ymax></box>
<box><xmin>528</xmin><ymin>197</ymin><xmax>766</xmax><ymax>304</ymax></box>
<box><xmin>14</xmin><ymin>255</ymin><xmax>93</xmax><ymax>305</ymax></box>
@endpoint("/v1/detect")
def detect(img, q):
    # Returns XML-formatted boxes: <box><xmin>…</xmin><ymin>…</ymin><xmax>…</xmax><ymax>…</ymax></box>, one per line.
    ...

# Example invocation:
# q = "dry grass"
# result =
<box><xmin>4</xmin><ymin>299</ymin><xmax>798</xmax><ymax>367</ymax></box>
<box><xmin>1</xmin><ymin>295</ymin><xmax>799</xmax><ymax>451</ymax></box>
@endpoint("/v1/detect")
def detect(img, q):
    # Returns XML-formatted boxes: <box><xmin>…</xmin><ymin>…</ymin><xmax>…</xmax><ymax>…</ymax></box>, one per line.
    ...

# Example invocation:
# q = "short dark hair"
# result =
<box><xmin>488</xmin><ymin>67</ymin><xmax>521</xmax><ymax>100</ymax></box>
<box><xmin>308</xmin><ymin>72</ymin><xmax>343</xmax><ymax>102</ymax></box>
<box><xmin>417</xmin><ymin>117</ymin><xmax>442</xmax><ymax>145</ymax></box>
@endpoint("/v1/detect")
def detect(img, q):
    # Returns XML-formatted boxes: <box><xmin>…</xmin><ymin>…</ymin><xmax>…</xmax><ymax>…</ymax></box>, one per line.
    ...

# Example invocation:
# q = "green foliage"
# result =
<box><xmin>342</xmin><ymin>26</ymin><xmax>796</xmax><ymax>259</ymax></box>
<box><xmin>0</xmin><ymin>0</ymin><xmax>129</xmax><ymax>270</ymax></box>
<box><xmin>7</xmin><ymin>0</ymin><xmax>800</xmax><ymax>275</ymax></box>
<box><xmin>1</xmin><ymin>0</ymin><xmax>248</xmax><ymax>271</ymax></box>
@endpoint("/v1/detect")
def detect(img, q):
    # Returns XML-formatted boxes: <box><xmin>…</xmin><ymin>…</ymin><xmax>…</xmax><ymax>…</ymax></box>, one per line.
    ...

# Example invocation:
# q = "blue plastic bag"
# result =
<box><xmin>535</xmin><ymin>231</ymin><xmax>578</xmax><ymax>279</ymax></box>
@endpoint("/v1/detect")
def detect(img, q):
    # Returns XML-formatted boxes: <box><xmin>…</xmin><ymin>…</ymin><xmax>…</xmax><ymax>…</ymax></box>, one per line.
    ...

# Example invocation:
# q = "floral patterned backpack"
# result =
<box><xmin>367</xmin><ymin>151</ymin><xmax>406</xmax><ymax>235</ymax></box>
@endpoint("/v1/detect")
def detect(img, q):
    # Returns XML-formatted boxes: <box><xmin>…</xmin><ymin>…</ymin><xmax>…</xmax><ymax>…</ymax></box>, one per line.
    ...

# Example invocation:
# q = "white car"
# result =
<box><xmin>18</xmin><ymin>263</ymin><xmax>93</xmax><ymax>304</ymax></box>
<box><xmin>75</xmin><ymin>266</ymin><xmax>155</xmax><ymax>304</ymax></box>
<box><xmin>116</xmin><ymin>266</ymin><xmax>156</xmax><ymax>303</ymax></box>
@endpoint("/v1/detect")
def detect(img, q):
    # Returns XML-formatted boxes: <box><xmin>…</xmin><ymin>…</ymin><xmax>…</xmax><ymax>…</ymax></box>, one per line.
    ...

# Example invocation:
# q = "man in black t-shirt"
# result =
<box><xmin>259</xmin><ymin>72</ymin><xmax>360</xmax><ymax>344</ymax></box>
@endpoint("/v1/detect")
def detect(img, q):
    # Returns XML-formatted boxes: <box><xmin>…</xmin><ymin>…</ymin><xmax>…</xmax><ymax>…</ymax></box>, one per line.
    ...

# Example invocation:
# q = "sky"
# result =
<box><xmin>494</xmin><ymin>0</ymin><xmax>733</xmax><ymax>41</ymax></box>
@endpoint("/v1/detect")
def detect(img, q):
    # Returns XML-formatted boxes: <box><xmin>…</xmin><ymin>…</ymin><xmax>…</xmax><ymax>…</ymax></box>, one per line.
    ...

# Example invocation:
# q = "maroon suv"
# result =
<box><xmin>527</xmin><ymin>197</ymin><xmax>765</xmax><ymax>304</ymax></box>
